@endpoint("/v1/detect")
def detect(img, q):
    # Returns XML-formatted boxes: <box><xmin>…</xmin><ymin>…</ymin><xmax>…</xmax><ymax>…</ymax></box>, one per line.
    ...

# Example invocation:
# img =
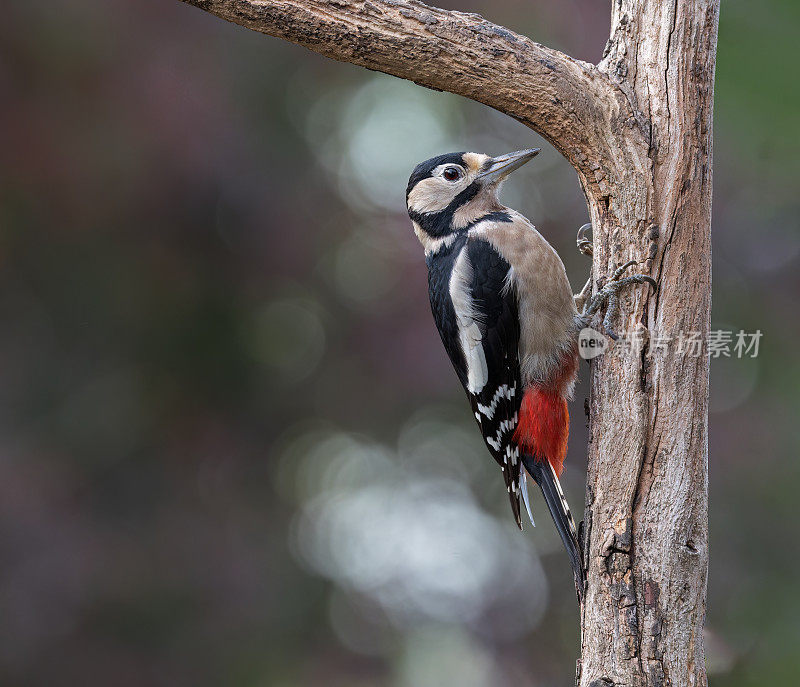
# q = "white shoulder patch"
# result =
<box><xmin>449</xmin><ymin>246</ymin><xmax>488</xmax><ymax>393</ymax></box>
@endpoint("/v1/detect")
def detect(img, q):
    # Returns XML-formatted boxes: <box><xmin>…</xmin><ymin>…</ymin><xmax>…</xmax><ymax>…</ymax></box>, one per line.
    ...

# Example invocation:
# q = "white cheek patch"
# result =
<box><xmin>407</xmin><ymin>178</ymin><xmax>453</xmax><ymax>213</ymax></box>
<box><xmin>449</xmin><ymin>246</ymin><xmax>487</xmax><ymax>393</ymax></box>
<box><xmin>407</xmin><ymin>171</ymin><xmax>469</xmax><ymax>214</ymax></box>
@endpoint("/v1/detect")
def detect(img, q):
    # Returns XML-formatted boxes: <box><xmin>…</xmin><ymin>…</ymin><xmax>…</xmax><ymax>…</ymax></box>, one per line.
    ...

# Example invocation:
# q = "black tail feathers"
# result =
<box><xmin>522</xmin><ymin>454</ymin><xmax>586</xmax><ymax>603</ymax></box>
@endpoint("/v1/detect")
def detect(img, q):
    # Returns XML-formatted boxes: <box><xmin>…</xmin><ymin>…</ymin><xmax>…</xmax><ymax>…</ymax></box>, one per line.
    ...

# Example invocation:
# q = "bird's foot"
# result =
<box><xmin>573</xmin><ymin>223</ymin><xmax>594</xmax><ymax>311</ymax></box>
<box><xmin>576</xmin><ymin>223</ymin><xmax>593</xmax><ymax>258</ymax></box>
<box><xmin>580</xmin><ymin>260</ymin><xmax>657</xmax><ymax>340</ymax></box>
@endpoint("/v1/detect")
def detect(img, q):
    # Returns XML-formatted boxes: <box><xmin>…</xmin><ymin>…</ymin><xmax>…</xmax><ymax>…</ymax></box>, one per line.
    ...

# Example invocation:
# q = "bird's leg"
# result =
<box><xmin>573</xmin><ymin>223</ymin><xmax>593</xmax><ymax>312</ymax></box>
<box><xmin>574</xmin><ymin>277</ymin><xmax>593</xmax><ymax>313</ymax></box>
<box><xmin>580</xmin><ymin>260</ymin><xmax>657</xmax><ymax>340</ymax></box>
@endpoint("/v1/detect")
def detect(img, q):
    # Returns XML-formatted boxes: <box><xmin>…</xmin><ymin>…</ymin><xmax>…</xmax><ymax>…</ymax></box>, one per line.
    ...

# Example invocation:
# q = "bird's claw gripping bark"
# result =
<box><xmin>576</xmin><ymin>223</ymin><xmax>593</xmax><ymax>257</ymax></box>
<box><xmin>573</xmin><ymin>224</ymin><xmax>595</xmax><ymax>311</ymax></box>
<box><xmin>580</xmin><ymin>260</ymin><xmax>657</xmax><ymax>340</ymax></box>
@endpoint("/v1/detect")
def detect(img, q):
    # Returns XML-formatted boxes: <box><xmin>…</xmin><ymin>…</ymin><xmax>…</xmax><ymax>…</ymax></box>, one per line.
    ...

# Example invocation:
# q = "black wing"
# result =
<box><xmin>464</xmin><ymin>236</ymin><xmax>524</xmax><ymax>526</ymax></box>
<box><xmin>426</xmin><ymin>234</ymin><xmax>524</xmax><ymax>526</ymax></box>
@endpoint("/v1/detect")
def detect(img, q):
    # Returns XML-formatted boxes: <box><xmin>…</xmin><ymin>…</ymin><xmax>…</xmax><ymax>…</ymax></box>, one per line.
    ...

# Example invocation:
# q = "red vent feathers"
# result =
<box><xmin>513</xmin><ymin>388</ymin><xmax>569</xmax><ymax>476</ymax></box>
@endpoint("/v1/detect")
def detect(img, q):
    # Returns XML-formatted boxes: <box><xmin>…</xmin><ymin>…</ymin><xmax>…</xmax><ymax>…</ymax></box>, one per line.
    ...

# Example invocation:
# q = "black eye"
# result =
<box><xmin>443</xmin><ymin>167</ymin><xmax>462</xmax><ymax>181</ymax></box>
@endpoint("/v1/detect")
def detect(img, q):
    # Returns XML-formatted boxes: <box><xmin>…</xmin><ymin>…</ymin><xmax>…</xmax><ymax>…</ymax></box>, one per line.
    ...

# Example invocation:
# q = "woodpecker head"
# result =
<box><xmin>406</xmin><ymin>149</ymin><xmax>539</xmax><ymax>248</ymax></box>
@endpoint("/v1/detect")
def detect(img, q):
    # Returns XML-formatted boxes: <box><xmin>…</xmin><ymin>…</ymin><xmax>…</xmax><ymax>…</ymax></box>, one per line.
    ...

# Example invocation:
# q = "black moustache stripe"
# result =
<box><xmin>408</xmin><ymin>181</ymin><xmax>482</xmax><ymax>237</ymax></box>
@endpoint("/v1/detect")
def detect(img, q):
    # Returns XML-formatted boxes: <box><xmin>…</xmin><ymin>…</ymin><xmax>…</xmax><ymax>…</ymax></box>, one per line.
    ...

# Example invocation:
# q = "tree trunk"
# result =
<box><xmin>578</xmin><ymin>3</ymin><xmax>717</xmax><ymax>686</ymax></box>
<box><xmin>178</xmin><ymin>2</ymin><xmax>719</xmax><ymax>685</ymax></box>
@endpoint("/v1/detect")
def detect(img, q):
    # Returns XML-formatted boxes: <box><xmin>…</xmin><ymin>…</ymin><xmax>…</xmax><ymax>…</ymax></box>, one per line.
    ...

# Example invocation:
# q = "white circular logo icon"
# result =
<box><xmin>578</xmin><ymin>327</ymin><xmax>608</xmax><ymax>360</ymax></box>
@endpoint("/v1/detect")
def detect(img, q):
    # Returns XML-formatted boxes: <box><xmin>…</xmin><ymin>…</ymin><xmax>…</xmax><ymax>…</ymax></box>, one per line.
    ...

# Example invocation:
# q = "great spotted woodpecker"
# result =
<box><xmin>406</xmin><ymin>149</ymin><xmax>655</xmax><ymax>601</ymax></box>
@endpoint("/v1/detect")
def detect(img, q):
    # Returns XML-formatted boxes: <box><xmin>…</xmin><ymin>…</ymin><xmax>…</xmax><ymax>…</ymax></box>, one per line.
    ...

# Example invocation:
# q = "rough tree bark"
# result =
<box><xmin>178</xmin><ymin>1</ymin><xmax>718</xmax><ymax>685</ymax></box>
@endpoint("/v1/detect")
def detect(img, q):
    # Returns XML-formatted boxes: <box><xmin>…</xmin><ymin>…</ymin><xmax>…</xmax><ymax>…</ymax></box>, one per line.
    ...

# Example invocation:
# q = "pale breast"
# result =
<box><xmin>470</xmin><ymin>213</ymin><xmax>578</xmax><ymax>392</ymax></box>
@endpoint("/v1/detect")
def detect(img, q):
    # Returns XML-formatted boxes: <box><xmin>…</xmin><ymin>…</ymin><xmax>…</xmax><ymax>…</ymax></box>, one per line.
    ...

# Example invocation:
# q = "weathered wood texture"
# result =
<box><xmin>580</xmin><ymin>3</ymin><xmax>717</xmax><ymax>686</ymax></box>
<box><xmin>179</xmin><ymin>1</ymin><xmax>719</xmax><ymax>685</ymax></box>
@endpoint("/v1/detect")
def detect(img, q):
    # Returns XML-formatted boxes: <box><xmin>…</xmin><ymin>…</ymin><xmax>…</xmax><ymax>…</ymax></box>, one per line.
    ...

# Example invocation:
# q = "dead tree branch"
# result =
<box><xmin>180</xmin><ymin>0</ymin><xmax>644</xmax><ymax>190</ymax></box>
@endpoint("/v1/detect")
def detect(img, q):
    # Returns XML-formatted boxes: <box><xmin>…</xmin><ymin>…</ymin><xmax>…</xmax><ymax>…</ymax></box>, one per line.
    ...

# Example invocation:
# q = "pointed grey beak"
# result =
<box><xmin>478</xmin><ymin>148</ymin><xmax>540</xmax><ymax>184</ymax></box>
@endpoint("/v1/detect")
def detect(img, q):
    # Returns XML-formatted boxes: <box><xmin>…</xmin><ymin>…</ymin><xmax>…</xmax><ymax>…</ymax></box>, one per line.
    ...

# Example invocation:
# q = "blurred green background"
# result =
<box><xmin>1</xmin><ymin>0</ymin><xmax>798</xmax><ymax>685</ymax></box>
